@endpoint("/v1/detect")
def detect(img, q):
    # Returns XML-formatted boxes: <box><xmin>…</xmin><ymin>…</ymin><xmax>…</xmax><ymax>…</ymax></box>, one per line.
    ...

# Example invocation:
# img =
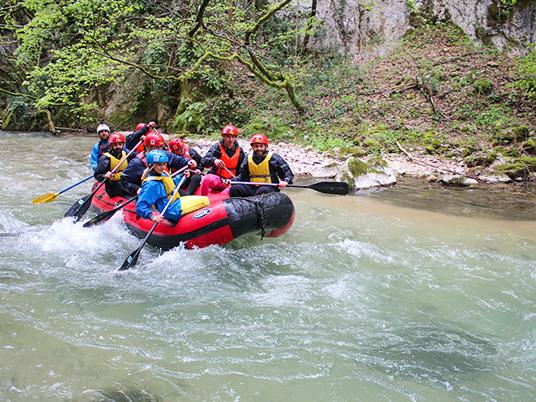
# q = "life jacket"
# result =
<box><xmin>143</xmin><ymin>172</ymin><xmax>180</xmax><ymax>202</ymax></box>
<box><xmin>217</xmin><ymin>143</ymin><xmax>240</xmax><ymax>178</ymax></box>
<box><xmin>248</xmin><ymin>152</ymin><xmax>273</xmax><ymax>183</ymax></box>
<box><xmin>103</xmin><ymin>150</ymin><xmax>127</xmax><ymax>181</ymax></box>
<box><xmin>180</xmin><ymin>144</ymin><xmax>192</xmax><ymax>160</ymax></box>
<box><xmin>136</xmin><ymin>151</ymin><xmax>147</xmax><ymax>166</ymax></box>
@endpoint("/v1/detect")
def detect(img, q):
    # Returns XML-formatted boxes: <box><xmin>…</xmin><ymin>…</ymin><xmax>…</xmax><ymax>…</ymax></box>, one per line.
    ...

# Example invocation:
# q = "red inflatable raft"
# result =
<box><xmin>91</xmin><ymin>179</ymin><xmax>295</xmax><ymax>250</ymax></box>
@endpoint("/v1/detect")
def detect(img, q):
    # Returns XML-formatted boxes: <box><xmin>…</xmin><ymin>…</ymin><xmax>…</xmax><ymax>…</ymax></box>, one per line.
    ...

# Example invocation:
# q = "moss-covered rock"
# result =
<box><xmin>367</xmin><ymin>156</ymin><xmax>388</xmax><ymax>168</ymax></box>
<box><xmin>473</xmin><ymin>78</ymin><xmax>493</xmax><ymax>95</ymax></box>
<box><xmin>464</xmin><ymin>151</ymin><xmax>496</xmax><ymax>167</ymax></box>
<box><xmin>494</xmin><ymin>156</ymin><xmax>536</xmax><ymax>178</ymax></box>
<box><xmin>339</xmin><ymin>146</ymin><xmax>368</xmax><ymax>158</ymax></box>
<box><xmin>362</xmin><ymin>139</ymin><xmax>381</xmax><ymax>152</ymax></box>
<box><xmin>493</xmin><ymin>125</ymin><xmax>530</xmax><ymax>144</ymax></box>
<box><xmin>348</xmin><ymin>158</ymin><xmax>374</xmax><ymax>176</ymax></box>
<box><xmin>337</xmin><ymin>156</ymin><xmax>396</xmax><ymax>190</ymax></box>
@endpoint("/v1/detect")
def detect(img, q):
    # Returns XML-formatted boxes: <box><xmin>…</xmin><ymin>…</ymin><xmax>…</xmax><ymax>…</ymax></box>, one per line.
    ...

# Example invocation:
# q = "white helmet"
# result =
<box><xmin>97</xmin><ymin>123</ymin><xmax>110</xmax><ymax>134</ymax></box>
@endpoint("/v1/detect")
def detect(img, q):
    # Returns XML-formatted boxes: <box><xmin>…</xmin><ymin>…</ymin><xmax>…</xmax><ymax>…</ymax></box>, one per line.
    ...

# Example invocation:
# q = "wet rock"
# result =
<box><xmin>478</xmin><ymin>174</ymin><xmax>512</xmax><ymax>184</ymax></box>
<box><xmin>336</xmin><ymin>157</ymin><xmax>397</xmax><ymax>190</ymax></box>
<box><xmin>439</xmin><ymin>174</ymin><xmax>478</xmax><ymax>186</ymax></box>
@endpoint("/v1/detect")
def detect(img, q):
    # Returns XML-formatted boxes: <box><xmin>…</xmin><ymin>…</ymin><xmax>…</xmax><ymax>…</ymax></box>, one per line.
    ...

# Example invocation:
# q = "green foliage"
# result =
<box><xmin>513</xmin><ymin>47</ymin><xmax>536</xmax><ymax>99</ymax></box>
<box><xmin>173</xmin><ymin>102</ymin><xmax>207</xmax><ymax>133</ymax></box>
<box><xmin>2</xmin><ymin>0</ymin><xmax>304</xmax><ymax>128</ymax></box>
<box><xmin>473</xmin><ymin>78</ymin><xmax>494</xmax><ymax>95</ymax></box>
<box><xmin>475</xmin><ymin>105</ymin><xmax>513</xmax><ymax>128</ymax></box>
<box><xmin>1</xmin><ymin>97</ymin><xmax>35</xmax><ymax>129</ymax></box>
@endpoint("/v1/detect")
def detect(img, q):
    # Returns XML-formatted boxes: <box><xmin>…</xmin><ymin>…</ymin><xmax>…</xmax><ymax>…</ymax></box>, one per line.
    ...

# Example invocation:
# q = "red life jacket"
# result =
<box><xmin>181</xmin><ymin>144</ymin><xmax>191</xmax><ymax>160</ymax></box>
<box><xmin>136</xmin><ymin>151</ymin><xmax>147</xmax><ymax>167</ymax></box>
<box><xmin>217</xmin><ymin>143</ymin><xmax>240</xmax><ymax>178</ymax></box>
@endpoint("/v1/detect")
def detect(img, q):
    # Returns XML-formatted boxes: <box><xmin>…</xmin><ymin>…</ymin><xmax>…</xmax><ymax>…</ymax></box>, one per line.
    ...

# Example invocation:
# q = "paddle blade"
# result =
<box><xmin>32</xmin><ymin>192</ymin><xmax>59</xmax><ymax>204</ymax></box>
<box><xmin>309</xmin><ymin>181</ymin><xmax>349</xmax><ymax>195</ymax></box>
<box><xmin>64</xmin><ymin>194</ymin><xmax>92</xmax><ymax>220</ymax></box>
<box><xmin>83</xmin><ymin>209</ymin><xmax>115</xmax><ymax>228</ymax></box>
<box><xmin>118</xmin><ymin>247</ymin><xmax>142</xmax><ymax>271</ymax></box>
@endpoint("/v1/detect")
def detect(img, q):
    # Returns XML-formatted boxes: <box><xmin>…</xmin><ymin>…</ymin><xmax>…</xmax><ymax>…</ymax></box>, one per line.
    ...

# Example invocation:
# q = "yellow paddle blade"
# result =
<box><xmin>31</xmin><ymin>192</ymin><xmax>59</xmax><ymax>204</ymax></box>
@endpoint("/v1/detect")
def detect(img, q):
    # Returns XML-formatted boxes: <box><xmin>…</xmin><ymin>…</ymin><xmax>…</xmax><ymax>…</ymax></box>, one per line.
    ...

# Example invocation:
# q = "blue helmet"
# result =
<box><xmin>146</xmin><ymin>150</ymin><xmax>169</xmax><ymax>164</ymax></box>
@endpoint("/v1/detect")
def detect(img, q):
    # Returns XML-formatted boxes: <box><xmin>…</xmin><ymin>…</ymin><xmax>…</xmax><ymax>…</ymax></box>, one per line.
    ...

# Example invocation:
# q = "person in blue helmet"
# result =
<box><xmin>136</xmin><ymin>150</ymin><xmax>184</xmax><ymax>223</ymax></box>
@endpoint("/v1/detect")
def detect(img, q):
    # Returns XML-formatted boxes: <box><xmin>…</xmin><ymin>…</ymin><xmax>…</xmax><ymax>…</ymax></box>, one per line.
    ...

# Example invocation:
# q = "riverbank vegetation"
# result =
<box><xmin>1</xmin><ymin>1</ymin><xmax>534</xmax><ymax>178</ymax></box>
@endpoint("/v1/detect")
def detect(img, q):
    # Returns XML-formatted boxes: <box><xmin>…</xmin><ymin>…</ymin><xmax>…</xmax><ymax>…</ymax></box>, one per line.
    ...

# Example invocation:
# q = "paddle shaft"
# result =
<box><xmin>83</xmin><ymin>165</ymin><xmax>189</xmax><ymax>227</ymax></box>
<box><xmin>118</xmin><ymin>174</ymin><xmax>186</xmax><ymax>271</ymax></box>
<box><xmin>58</xmin><ymin>175</ymin><xmax>93</xmax><ymax>195</ymax></box>
<box><xmin>66</xmin><ymin>140</ymin><xmax>143</xmax><ymax>220</ymax></box>
<box><xmin>230</xmin><ymin>180</ymin><xmax>349</xmax><ymax>195</ymax></box>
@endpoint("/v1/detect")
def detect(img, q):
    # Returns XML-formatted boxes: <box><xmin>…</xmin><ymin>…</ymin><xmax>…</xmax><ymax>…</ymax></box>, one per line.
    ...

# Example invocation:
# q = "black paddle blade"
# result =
<box><xmin>118</xmin><ymin>247</ymin><xmax>142</xmax><ymax>271</ymax></box>
<box><xmin>83</xmin><ymin>209</ymin><xmax>115</xmax><ymax>228</ymax></box>
<box><xmin>309</xmin><ymin>181</ymin><xmax>349</xmax><ymax>195</ymax></box>
<box><xmin>83</xmin><ymin>196</ymin><xmax>138</xmax><ymax>228</ymax></box>
<box><xmin>64</xmin><ymin>194</ymin><xmax>92</xmax><ymax>220</ymax></box>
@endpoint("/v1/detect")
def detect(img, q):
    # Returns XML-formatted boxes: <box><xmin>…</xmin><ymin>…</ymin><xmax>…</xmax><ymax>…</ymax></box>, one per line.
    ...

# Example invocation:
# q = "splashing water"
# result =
<box><xmin>1</xmin><ymin>131</ymin><xmax>535</xmax><ymax>400</ymax></box>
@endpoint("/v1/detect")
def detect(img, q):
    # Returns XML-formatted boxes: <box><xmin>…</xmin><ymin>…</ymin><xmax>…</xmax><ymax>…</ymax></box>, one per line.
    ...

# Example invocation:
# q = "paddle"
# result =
<box><xmin>230</xmin><ymin>180</ymin><xmax>349</xmax><ymax>195</ymax></box>
<box><xmin>82</xmin><ymin>165</ymin><xmax>190</xmax><ymax>228</ymax></box>
<box><xmin>64</xmin><ymin>140</ymin><xmax>143</xmax><ymax>221</ymax></box>
<box><xmin>32</xmin><ymin>175</ymin><xmax>93</xmax><ymax>204</ymax></box>
<box><xmin>223</xmin><ymin>166</ymin><xmax>236</xmax><ymax>178</ymax></box>
<box><xmin>82</xmin><ymin>195</ymin><xmax>138</xmax><ymax>228</ymax></box>
<box><xmin>118</xmin><ymin>175</ymin><xmax>187</xmax><ymax>272</ymax></box>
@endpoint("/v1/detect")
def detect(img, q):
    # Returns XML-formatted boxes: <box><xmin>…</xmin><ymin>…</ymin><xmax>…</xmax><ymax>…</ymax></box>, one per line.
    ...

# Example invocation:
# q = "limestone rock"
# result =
<box><xmin>336</xmin><ymin>157</ymin><xmax>397</xmax><ymax>190</ymax></box>
<box><xmin>310</xmin><ymin>0</ymin><xmax>535</xmax><ymax>60</ymax></box>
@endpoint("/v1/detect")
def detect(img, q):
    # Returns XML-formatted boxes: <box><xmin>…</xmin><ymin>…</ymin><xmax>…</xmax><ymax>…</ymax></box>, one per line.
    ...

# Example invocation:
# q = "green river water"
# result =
<box><xmin>0</xmin><ymin>131</ymin><xmax>535</xmax><ymax>401</ymax></box>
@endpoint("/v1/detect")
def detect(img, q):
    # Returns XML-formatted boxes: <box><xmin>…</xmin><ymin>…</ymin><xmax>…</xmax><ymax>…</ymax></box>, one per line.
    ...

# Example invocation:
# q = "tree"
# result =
<box><xmin>1</xmin><ymin>0</ymin><xmax>307</xmax><ymax>131</ymax></box>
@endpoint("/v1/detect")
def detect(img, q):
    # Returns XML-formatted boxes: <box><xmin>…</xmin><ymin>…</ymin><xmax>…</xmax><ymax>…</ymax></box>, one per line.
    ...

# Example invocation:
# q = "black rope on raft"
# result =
<box><xmin>238</xmin><ymin>196</ymin><xmax>268</xmax><ymax>239</ymax></box>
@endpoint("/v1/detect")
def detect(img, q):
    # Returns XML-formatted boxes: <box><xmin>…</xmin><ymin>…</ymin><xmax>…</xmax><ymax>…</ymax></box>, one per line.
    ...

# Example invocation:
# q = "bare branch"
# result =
<box><xmin>189</xmin><ymin>0</ymin><xmax>211</xmax><ymax>38</ymax></box>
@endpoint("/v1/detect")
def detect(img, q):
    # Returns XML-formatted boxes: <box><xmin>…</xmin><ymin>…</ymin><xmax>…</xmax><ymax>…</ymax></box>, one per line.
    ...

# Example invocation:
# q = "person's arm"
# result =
<box><xmin>125</xmin><ymin>122</ymin><xmax>155</xmax><ymax>150</ymax></box>
<box><xmin>136</xmin><ymin>181</ymin><xmax>160</xmax><ymax>219</ymax></box>
<box><xmin>272</xmin><ymin>154</ymin><xmax>294</xmax><ymax>184</ymax></box>
<box><xmin>89</xmin><ymin>143</ymin><xmax>100</xmax><ymax>171</ymax></box>
<box><xmin>190</xmin><ymin>148</ymin><xmax>203</xmax><ymax>167</ymax></box>
<box><xmin>93</xmin><ymin>156</ymin><xmax>111</xmax><ymax>182</ymax></box>
<box><xmin>168</xmin><ymin>152</ymin><xmax>195</xmax><ymax>171</ymax></box>
<box><xmin>120</xmin><ymin>159</ymin><xmax>144</xmax><ymax>195</ymax></box>
<box><xmin>201</xmin><ymin>143</ymin><xmax>221</xmax><ymax>169</ymax></box>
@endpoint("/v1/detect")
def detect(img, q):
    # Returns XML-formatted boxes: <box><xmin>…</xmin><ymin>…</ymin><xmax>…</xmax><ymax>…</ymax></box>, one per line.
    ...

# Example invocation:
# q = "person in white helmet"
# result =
<box><xmin>89</xmin><ymin>123</ymin><xmax>111</xmax><ymax>171</ymax></box>
<box><xmin>89</xmin><ymin>121</ymin><xmax>156</xmax><ymax>171</ymax></box>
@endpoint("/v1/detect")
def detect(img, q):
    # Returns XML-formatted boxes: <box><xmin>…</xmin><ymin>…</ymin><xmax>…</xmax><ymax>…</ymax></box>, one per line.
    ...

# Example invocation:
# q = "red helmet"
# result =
<box><xmin>144</xmin><ymin>133</ymin><xmax>164</xmax><ymax>148</ymax></box>
<box><xmin>135</xmin><ymin>123</ymin><xmax>145</xmax><ymax>131</ymax></box>
<box><xmin>250</xmin><ymin>133</ymin><xmax>269</xmax><ymax>146</ymax></box>
<box><xmin>168</xmin><ymin>138</ymin><xmax>185</xmax><ymax>154</ymax></box>
<box><xmin>222</xmin><ymin>124</ymin><xmax>238</xmax><ymax>136</ymax></box>
<box><xmin>108</xmin><ymin>133</ymin><xmax>126</xmax><ymax>145</ymax></box>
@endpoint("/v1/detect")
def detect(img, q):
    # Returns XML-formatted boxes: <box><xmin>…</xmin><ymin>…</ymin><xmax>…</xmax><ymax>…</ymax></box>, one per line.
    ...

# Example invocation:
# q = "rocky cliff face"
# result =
<box><xmin>311</xmin><ymin>0</ymin><xmax>536</xmax><ymax>62</ymax></box>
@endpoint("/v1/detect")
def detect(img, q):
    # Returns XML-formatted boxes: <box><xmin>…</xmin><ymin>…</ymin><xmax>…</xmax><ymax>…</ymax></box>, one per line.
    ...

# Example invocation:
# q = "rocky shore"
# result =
<box><xmin>188</xmin><ymin>138</ymin><xmax>525</xmax><ymax>191</ymax></box>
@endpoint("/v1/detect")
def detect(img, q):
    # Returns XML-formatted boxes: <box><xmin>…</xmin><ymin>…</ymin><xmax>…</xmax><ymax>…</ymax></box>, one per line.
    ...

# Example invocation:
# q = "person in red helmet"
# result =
<box><xmin>120</xmin><ymin>131</ymin><xmax>196</xmax><ymax>196</ymax></box>
<box><xmin>168</xmin><ymin>137</ymin><xmax>203</xmax><ymax>195</ymax></box>
<box><xmin>168</xmin><ymin>137</ymin><xmax>202</xmax><ymax>166</ymax></box>
<box><xmin>229</xmin><ymin>133</ymin><xmax>294</xmax><ymax>197</ymax></box>
<box><xmin>200</xmin><ymin>123</ymin><xmax>246</xmax><ymax>194</ymax></box>
<box><xmin>94</xmin><ymin>133</ymin><xmax>136</xmax><ymax>197</ymax></box>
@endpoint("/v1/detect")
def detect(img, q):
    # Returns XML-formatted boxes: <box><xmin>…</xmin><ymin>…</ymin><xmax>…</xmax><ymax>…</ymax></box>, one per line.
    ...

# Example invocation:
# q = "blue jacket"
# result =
<box><xmin>89</xmin><ymin>140</ymin><xmax>109</xmax><ymax>171</ymax></box>
<box><xmin>136</xmin><ymin>174</ymin><xmax>184</xmax><ymax>222</ymax></box>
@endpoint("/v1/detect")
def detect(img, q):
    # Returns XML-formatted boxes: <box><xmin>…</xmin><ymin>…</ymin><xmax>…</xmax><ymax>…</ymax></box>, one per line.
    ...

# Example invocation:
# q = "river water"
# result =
<box><xmin>1</xmin><ymin>131</ymin><xmax>535</xmax><ymax>401</ymax></box>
